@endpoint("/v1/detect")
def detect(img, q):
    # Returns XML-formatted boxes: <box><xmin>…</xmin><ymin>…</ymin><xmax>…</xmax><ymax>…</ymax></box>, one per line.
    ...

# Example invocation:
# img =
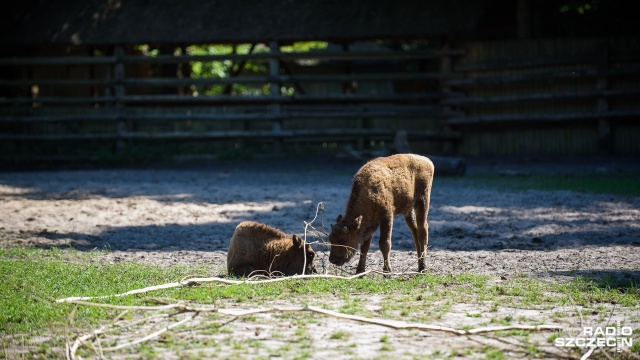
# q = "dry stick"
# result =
<box><xmin>56</xmin><ymin>271</ymin><xmax>375</xmax><ymax>303</ymax></box>
<box><xmin>69</xmin><ymin>325</ymin><xmax>109</xmax><ymax>360</ymax></box>
<box><xmin>580</xmin><ymin>346</ymin><xmax>596</xmax><ymax>360</ymax></box>
<box><xmin>464</xmin><ymin>334</ymin><xmax>535</xmax><ymax>358</ymax></box>
<box><xmin>65</xmin><ymin>300</ymin><xmax>218</xmax><ymax>313</ymax></box>
<box><xmin>266</xmin><ymin>254</ymin><xmax>283</xmax><ymax>277</ymax></box>
<box><xmin>568</xmin><ymin>294</ymin><xmax>585</xmax><ymax>330</ymax></box>
<box><xmin>97</xmin><ymin>339</ymin><xmax>105</xmax><ymax>360</ymax></box>
<box><xmin>622</xmin><ymin>347</ymin><xmax>640</xmax><ymax>360</ymax></box>
<box><xmin>64</xmin><ymin>305</ymin><xmax>77</xmax><ymax>360</ymax></box>
<box><xmin>100</xmin><ymin>312</ymin><xmax>198</xmax><ymax>352</ymax></box>
<box><xmin>68</xmin><ymin>310</ymin><xmax>129</xmax><ymax>360</ymax></box>
<box><xmin>69</xmin><ymin>301</ymin><xmax>564</xmax><ymax>359</ymax></box>
<box><xmin>304</xmin><ymin>222</ymin><xmax>329</xmax><ymax>237</ymax></box>
<box><xmin>70</xmin><ymin>313</ymin><xmax>197</xmax><ymax>359</ymax></box>
<box><xmin>469</xmin><ymin>333</ymin><xmax>577</xmax><ymax>360</ymax></box>
<box><xmin>599</xmin><ymin>346</ymin><xmax>615</xmax><ymax>360</ymax></box>
<box><xmin>115</xmin><ymin>313</ymin><xmax>170</xmax><ymax>330</ymax></box>
<box><xmin>302</xmin><ymin>202</ymin><xmax>324</xmax><ymax>275</ymax></box>
<box><xmin>87</xmin><ymin>337</ymin><xmax>105</xmax><ymax>360</ymax></box>
<box><xmin>66</xmin><ymin>301</ymin><xmax>563</xmax><ymax>337</ymax></box>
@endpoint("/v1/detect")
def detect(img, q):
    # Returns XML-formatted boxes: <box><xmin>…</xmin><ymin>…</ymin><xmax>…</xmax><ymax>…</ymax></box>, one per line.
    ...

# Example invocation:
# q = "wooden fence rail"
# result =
<box><xmin>2</xmin><ymin>38</ymin><xmax>639</xmax><ymax>158</ymax></box>
<box><xmin>448</xmin><ymin>38</ymin><xmax>640</xmax><ymax>155</ymax></box>
<box><xmin>0</xmin><ymin>49</ymin><xmax>465</xmax><ymax>66</ymax></box>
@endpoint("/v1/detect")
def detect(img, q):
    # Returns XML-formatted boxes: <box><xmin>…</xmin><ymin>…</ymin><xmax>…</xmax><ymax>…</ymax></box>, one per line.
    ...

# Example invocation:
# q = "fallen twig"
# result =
<box><xmin>622</xmin><ymin>347</ymin><xmax>640</xmax><ymax>360</ymax></box>
<box><xmin>56</xmin><ymin>271</ymin><xmax>404</xmax><ymax>303</ymax></box>
<box><xmin>69</xmin><ymin>324</ymin><xmax>109</xmax><ymax>360</ymax></box>
<box><xmin>67</xmin><ymin>299</ymin><xmax>565</xmax><ymax>359</ymax></box>
<box><xmin>67</xmin><ymin>301</ymin><xmax>563</xmax><ymax>337</ymax></box>
<box><xmin>301</xmin><ymin>202</ymin><xmax>324</xmax><ymax>275</ymax></box>
<box><xmin>100</xmin><ymin>312</ymin><xmax>197</xmax><ymax>352</ymax></box>
<box><xmin>68</xmin><ymin>309</ymin><xmax>129</xmax><ymax>360</ymax></box>
<box><xmin>580</xmin><ymin>346</ymin><xmax>595</xmax><ymax>360</ymax></box>
<box><xmin>64</xmin><ymin>305</ymin><xmax>77</xmax><ymax>360</ymax></box>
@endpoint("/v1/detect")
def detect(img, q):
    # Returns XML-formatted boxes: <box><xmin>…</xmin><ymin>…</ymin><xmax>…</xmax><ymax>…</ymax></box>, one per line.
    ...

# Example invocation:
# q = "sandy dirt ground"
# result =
<box><xmin>2</xmin><ymin>157</ymin><xmax>639</xmax><ymax>276</ymax></box>
<box><xmin>1</xmin><ymin>156</ymin><xmax>639</xmax><ymax>358</ymax></box>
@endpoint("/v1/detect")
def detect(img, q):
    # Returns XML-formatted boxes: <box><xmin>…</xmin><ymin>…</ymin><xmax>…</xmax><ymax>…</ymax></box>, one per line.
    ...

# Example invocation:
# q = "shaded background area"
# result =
<box><xmin>1</xmin><ymin>0</ymin><xmax>640</xmax><ymax>167</ymax></box>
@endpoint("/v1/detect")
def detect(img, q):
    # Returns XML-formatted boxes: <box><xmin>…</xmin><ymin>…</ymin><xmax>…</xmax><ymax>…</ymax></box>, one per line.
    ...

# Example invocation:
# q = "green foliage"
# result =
<box><xmin>187</xmin><ymin>43</ymin><xmax>268</xmax><ymax>96</ymax></box>
<box><xmin>560</xmin><ymin>1</ymin><xmax>595</xmax><ymax>15</ymax></box>
<box><xmin>184</xmin><ymin>41</ymin><xmax>327</xmax><ymax>96</ymax></box>
<box><xmin>280</xmin><ymin>41</ymin><xmax>328</xmax><ymax>53</ymax></box>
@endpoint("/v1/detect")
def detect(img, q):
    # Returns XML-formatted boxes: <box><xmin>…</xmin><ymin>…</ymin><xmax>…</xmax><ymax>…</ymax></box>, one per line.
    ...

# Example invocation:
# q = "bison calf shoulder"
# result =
<box><xmin>328</xmin><ymin>154</ymin><xmax>434</xmax><ymax>273</ymax></box>
<box><xmin>227</xmin><ymin>221</ymin><xmax>316</xmax><ymax>277</ymax></box>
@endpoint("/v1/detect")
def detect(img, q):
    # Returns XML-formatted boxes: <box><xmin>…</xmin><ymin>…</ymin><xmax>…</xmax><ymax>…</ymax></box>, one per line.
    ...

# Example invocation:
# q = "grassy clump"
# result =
<box><xmin>1</xmin><ymin>246</ymin><xmax>639</xmax><ymax>344</ymax></box>
<box><xmin>456</xmin><ymin>173</ymin><xmax>640</xmax><ymax>197</ymax></box>
<box><xmin>0</xmin><ymin>246</ymin><xmax>202</xmax><ymax>333</ymax></box>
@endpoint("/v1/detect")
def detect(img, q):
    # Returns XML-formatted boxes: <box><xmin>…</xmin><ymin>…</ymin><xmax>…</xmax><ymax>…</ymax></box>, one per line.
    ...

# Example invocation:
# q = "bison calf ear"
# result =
<box><xmin>354</xmin><ymin>215</ymin><xmax>363</xmax><ymax>230</ymax></box>
<box><xmin>336</xmin><ymin>214</ymin><xmax>343</xmax><ymax>223</ymax></box>
<box><xmin>292</xmin><ymin>234</ymin><xmax>303</xmax><ymax>248</ymax></box>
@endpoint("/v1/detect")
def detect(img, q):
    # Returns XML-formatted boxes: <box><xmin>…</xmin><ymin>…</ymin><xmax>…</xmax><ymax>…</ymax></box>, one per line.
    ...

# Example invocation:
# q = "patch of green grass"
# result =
<box><xmin>339</xmin><ymin>298</ymin><xmax>370</xmax><ymax>316</ymax></box>
<box><xmin>547</xmin><ymin>332</ymin><xmax>561</xmax><ymax>344</ymax></box>
<box><xmin>557</xmin><ymin>275</ymin><xmax>640</xmax><ymax>307</ymax></box>
<box><xmin>0</xmin><ymin>247</ymin><xmax>202</xmax><ymax>334</ymax></box>
<box><xmin>489</xmin><ymin>273</ymin><xmax>640</xmax><ymax>309</ymax></box>
<box><xmin>482</xmin><ymin>346</ymin><xmax>506</xmax><ymax>360</ymax></box>
<box><xmin>489</xmin><ymin>315</ymin><xmax>514</xmax><ymax>326</ymax></box>
<box><xmin>2</xmin><ymin>245</ymin><xmax>639</xmax><ymax>359</ymax></box>
<box><xmin>330</xmin><ymin>331</ymin><xmax>349</xmax><ymax>340</ymax></box>
<box><xmin>552</xmin><ymin>311</ymin><xmax>568</xmax><ymax>318</ymax></box>
<box><xmin>455</xmin><ymin>173</ymin><xmax>640</xmax><ymax>197</ymax></box>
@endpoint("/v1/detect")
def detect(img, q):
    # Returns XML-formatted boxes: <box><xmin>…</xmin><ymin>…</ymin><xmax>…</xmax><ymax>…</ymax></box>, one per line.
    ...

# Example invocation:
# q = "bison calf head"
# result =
<box><xmin>328</xmin><ymin>214</ymin><xmax>362</xmax><ymax>266</ymax></box>
<box><xmin>291</xmin><ymin>235</ymin><xmax>317</xmax><ymax>275</ymax></box>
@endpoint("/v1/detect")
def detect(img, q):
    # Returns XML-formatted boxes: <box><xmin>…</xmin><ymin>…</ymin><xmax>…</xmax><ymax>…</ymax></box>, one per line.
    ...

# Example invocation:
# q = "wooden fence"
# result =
<box><xmin>1</xmin><ymin>37</ymin><xmax>639</xmax><ymax>161</ymax></box>
<box><xmin>446</xmin><ymin>37</ymin><xmax>640</xmax><ymax>156</ymax></box>
<box><xmin>0</xmin><ymin>44</ymin><xmax>464</xmax><ymax>161</ymax></box>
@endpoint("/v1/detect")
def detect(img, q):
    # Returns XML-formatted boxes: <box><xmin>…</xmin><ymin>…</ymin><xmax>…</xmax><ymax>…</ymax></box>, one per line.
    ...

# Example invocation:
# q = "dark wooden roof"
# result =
<box><xmin>2</xmin><ymin>0</ymin><xmax>486</xmax><ymax>46</ymax></box>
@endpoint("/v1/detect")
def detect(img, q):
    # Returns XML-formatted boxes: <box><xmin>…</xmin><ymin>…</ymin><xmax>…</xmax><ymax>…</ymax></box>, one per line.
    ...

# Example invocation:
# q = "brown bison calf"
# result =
<box><xmin>328</xmin><ymin>154</ymin><xmax>434</xmax><ymax>273</ymax></box>
<box><xmin>227</xmin><ymin>221</ymin><xmax>317</xmax><ymax>277</ymax></box>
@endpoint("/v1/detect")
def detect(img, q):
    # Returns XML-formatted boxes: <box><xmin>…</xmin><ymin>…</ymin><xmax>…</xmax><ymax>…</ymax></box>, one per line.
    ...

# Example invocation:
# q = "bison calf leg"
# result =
<box><xmin>230</xmin><ymin>264</ymin><xmax>256</xmax><ymax>277</ymax></box>
<box><xmin>356</xmin><ymin>236</ymin><xmax>372</xmax><ymax>274</ymax></box>
<box><xmin>404</xmin><ymin>210</ymin><xmax>420</xmax><ymax>254</ymax></box>
<box><xmin>415</xmin><ymin>201</ymin><xmax>429</xmax><ymax>273</ymax></box>
<box><xmin>379</xmin><ymin>213</ymin><xmax>394</xmax><ymax>273</ymax></box>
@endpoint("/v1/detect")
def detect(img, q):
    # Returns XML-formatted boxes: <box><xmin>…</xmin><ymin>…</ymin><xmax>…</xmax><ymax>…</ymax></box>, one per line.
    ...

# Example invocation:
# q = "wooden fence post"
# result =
<box><xmin>440</xmin><ymin>39</ymin><xmax>456</xmax><ymax>155</ymax></box>
<box><xmin>517</xmin><ymin>0</ymin><xmax>531</xmax><ymax>39</ymax></box>
<box><xmin>340</xmin><ymin>43</ymin><xmax>365</xmax><ymax>151</ymax></box>
<box><xmin>269</xmin><ymin>41</ymin><xmax>283</xmax><ymax>154</ymax></box>
<box><xmin>115</xmin><ymin>46</ymin><xmax>126</xmax><ymax>152</ymax></box>
<box><xmin>597</xmin><ymin>42</ymin><xmax>611</xmax><ymax>155</ymax></box>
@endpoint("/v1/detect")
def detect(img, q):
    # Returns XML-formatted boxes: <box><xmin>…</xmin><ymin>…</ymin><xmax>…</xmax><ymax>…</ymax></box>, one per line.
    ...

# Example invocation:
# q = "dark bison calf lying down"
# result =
<box><xmin>227</xmin><ymin>221</ymin><xmax>317</xmax><ymax>277</ymax></box>
<box><xmin>328</xmin><ymin>154</ymin><xmax>434</xmax><ymax>273</ymax></box>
